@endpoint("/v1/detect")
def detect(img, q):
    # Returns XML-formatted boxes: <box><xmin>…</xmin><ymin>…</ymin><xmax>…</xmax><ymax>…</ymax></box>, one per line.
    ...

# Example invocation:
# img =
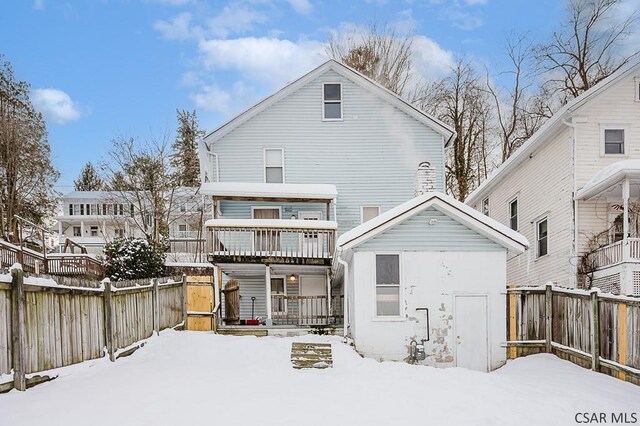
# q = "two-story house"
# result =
<box><xmin>466</xmin><ymin>60</ymin><xmax>640</xmax><ymax>296</ymax></box>
<box><xmin>199</xmin><ymin>59</ymin><xmax>455</xmax><ymax>331</ymax></box>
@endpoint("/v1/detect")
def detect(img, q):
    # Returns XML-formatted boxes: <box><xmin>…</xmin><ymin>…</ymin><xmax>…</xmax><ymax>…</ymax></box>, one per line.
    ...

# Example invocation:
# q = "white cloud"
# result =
<box><xmin>411</xmin><ymin>36</ymin><xmax>455</xmax><ymax>80</ymax></box>
<box><xmin>146</xmin><ymin>0</ymin><xmax>195</xmax><ymax>6</ymax></box>
<box><xmin>33</xmin><ymin>0</ymin><xmax>44</xmax><ymax>10</ymax></box>
<box><xmin>207</xmin><ymin>3</ymin><xmax>268</xmax><ymax>38</ymax></box>
<box><xmin>463</xmin><ymin>0</ymin><xmax>487</xmax><ymax>5</ymax></box>
<box><xmin>32</xmin><ymin>88</ymin><xmax>84</xmax><ymax>125</ymax></box>
<box><xmin>286</xmin><ymin>0</ymin><xmax>312</xmax><ymax>15</ymax></box>
<box><xmin>154</xmin><ymin>12</ymin><xmax>203</xmax><ymax>40</ymax></box>
<box><xmin>191</xmin><ymin>81</ymin><xmax>257</xmax><ymax>116</ymax></box>
<box><xmin>198</xmin><ymin>37</ymin><xmax>327</xmax><ymax>87</ymax></box>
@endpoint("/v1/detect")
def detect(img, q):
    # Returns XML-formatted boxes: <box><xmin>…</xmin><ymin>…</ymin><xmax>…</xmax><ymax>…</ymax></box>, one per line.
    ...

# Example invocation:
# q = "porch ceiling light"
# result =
<box><xmin>288</xmin><ymin>274</ymin><xmax>297</xmax><ymax>282</ymax></box>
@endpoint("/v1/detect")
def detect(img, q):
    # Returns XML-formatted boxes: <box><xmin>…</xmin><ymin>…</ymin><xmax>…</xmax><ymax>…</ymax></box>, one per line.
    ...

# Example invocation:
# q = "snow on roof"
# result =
<box><xmin>576</xmin><ymin>159</ymin><xmax>640</xmax><ymax>200</ymax></box>
<box><xmin>206</xmin><ymin>218</ymin><xmax>338</xmax><ymax>230</ymax></box>
<box><xmin>466</xmin><ymin>59</ymin><xmax>640</xmax><ymax>207</ymax></box>
<box><xmin>336</xmin><ymin>192</ymin><xmax>529</xmax><ymax>252</ymax></box>
<box><xmin>200</xmin><ymin>182</ymin><xmax>337</xmax><ymax>200</ymax></box>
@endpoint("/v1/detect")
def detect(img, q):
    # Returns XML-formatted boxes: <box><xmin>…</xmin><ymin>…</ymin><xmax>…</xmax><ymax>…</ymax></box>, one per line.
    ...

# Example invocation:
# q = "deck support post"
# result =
<box><xmin>326</xmin><ymin>268</ymin><xmax>331</xmax><ymax>322</ymax></box>
<box><xmin>265</xmin><ymin>265</ymin><xmax>272</xmax><ymax>326</ymax></box>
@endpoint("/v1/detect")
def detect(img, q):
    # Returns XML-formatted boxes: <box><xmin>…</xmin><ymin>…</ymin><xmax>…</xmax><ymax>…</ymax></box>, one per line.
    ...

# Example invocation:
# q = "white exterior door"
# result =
<box><xmin>299</xmin><ymin>275</ymin><xmax>326</xmax><ymax>325</ymax></box>
<box><xmin>298</xmin><ymin>211</ymin><xmax>323</xmax><ymax>257</ymax></box>
<box><xmin>454</xmin><ymin>295</ymin><xmax>489</xmax><ymax>372</ymax></box>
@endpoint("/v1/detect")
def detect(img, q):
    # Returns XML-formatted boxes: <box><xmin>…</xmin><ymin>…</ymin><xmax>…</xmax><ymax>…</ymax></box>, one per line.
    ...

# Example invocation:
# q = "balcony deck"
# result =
<box><xmin>207</xmin><ymin>219</ymin><xmax>336</xmax><ymax>266</ymax></box>
<box><xmin>590</xmin><ymin>238</ymin><xmax>640</xmax><ymax>269</ymax></box>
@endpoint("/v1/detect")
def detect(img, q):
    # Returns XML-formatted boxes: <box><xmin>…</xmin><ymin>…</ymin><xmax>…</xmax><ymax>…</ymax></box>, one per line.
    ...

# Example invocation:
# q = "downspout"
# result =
<box><xmin>336</xmin><ymin>248</ymin><xmax>349</xmax><ymax>338</ymax></box>
<box><xmin>562</xmin><ymin>117</ymin><xmax>578</xmax><ymax>288</ymax></box>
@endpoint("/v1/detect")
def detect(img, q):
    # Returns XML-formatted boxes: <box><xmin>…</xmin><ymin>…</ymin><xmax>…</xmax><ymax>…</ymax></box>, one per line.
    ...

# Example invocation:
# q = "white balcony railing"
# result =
<box><xmin>590</xmin><ymin>238</ymin><xmax>640</xmax><ymax>269</ymax></box>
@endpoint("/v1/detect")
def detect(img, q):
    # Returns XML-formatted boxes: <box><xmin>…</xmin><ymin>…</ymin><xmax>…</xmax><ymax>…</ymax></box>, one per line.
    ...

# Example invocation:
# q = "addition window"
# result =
<box><xmin>264</xmin><ymin>148</ymin><xmax>284</xmax><ymax>183</ymax></box>
<box><xmin>73</xmin><ymin>226</ymin><xmax>81</xmax><ymax>237</ymax></box>
<box><xmin>482</xmin><ymin>197</ymin><xmax>490</xmax><ymax>216</ymax></box>
<box><xmin>361</xmin><ymin>206</ymin><xmax>380</xmax><ymax>223</ymax></box>
<box><xmin>375</xmin><ymin>254</ymin><xmax>401</xmax><ymax>317</ymax></box>
<box><xmin>322</xmin><ymin>83</ymin><xmax>342</xmax><ymax>120</ymax></box>
<box><xmin>509</xmin><ymin>198</ymin><xmax>518</xmax><ymax>231</ymax></box>
<box><xmin>537</xmin><ymin>218</ymin><xmax>548</xmax><ymax>258</ymax></box>
<box><xmin>603</xmin><ymin>128</ymin><xmax>626</xmax><ymax>155</ymax></box>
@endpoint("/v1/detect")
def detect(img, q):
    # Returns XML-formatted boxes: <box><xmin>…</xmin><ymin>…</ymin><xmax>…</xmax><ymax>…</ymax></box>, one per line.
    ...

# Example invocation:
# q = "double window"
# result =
<box><xmin>322</xmin><ymin>83</ymin><xmax>342</xmax><ymax>120</ymax></box>
<box><xmin>264</xmin><ymin>148</ymin><xmax>284</xmax><ymax>183</ymax></box>
<box><xmin>375</xmin><ymin>254</ymin><xmax>400</xmax><ymax>317</ymax></box>
<box><xmin>537</xmin><ymin>218</ymin><xmax>548</xmax><ymax>258</ymax></box>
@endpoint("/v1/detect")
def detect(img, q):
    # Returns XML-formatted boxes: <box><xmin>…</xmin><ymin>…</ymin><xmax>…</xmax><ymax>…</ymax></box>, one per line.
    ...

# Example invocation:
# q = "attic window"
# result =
<box><xmin>322</xmin><ymin>83</ymin><xmax>342</xmax><ymax>120</ymax></box>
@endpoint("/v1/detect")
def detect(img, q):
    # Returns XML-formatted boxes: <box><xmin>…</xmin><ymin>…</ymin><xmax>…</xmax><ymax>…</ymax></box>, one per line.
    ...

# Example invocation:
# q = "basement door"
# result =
<box><xmin>454</xmin><ymin>295</ymin><xmax>489</xmax><ymax>372</ymax></box>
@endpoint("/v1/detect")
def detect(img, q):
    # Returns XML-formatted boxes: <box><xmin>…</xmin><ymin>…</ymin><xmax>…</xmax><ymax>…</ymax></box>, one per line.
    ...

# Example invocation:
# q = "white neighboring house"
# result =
<box><xmin>333</xmin><ymin>192</ymin><xmax>527</xmax><ymax>371</ymax></box>
<box><xmin>55</xmin><ymin>191</ymin><xmax>147</xmax><ymax>255</ymax></box>
<box><xmin>466</xmin><ymin>60</ymin><xmax>640</xmax><ymax>295</ymax></box>
<box><xmin>55</xmin><ymin>189</ymin><xmax>206</xmax><ymax>259</ymax></box>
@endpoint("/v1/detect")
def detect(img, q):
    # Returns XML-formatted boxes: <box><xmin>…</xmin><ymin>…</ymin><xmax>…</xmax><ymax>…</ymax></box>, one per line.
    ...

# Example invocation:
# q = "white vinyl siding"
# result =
<box><xmin>212</xmin><ymin>68</ymin><xmax>445</xmax><ymax>237</ymax></box>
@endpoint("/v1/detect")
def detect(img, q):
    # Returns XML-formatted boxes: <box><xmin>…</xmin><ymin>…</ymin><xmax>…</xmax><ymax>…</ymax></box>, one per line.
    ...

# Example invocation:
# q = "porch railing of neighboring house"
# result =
<box><xmin>590</xmin><ymin>238</ymin><xmax>640</xmax><ymax>269</ymax></box>
<box><xmin>0</xmin><ymin>239</ymin><xmax>104</xmax><ymax>278</ymax></box>
<box><xmin>208</xmin><ymin>225</ymin><xmax>335</xmax><ymax>264</ymax></box>
<box><xmin>270</xmin><ymin>294</ymin><xmax>344</xmax><ymax>326</ymax></box>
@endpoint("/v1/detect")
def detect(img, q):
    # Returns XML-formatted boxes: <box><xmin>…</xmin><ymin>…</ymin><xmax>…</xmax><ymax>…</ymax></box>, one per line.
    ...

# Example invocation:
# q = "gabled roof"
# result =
<box><xmin>201</xmin><ymin>59</ymin><xmax>455</xmax><ymax>147</ymax></box>
<box><xmin>466</xmin><ymin>59</ymin><xmax>640</xmax><ymax>206</ymax></box>
<box><xmin>336</xmin><ymin>192</ymin><xmax>528</xmax><ymax>254</ymax></box>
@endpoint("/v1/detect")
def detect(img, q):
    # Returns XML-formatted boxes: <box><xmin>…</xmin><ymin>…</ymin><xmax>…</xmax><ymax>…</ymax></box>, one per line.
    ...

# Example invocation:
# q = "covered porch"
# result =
<box><xmin>214</xmin><ymin>263</ymin><xmax>343</xmax><ymax>330</ymax></box>
<box><xmin>576</xmin><ymin>160</ymin><xmax>640</xmax><ymax>295</ymax></box>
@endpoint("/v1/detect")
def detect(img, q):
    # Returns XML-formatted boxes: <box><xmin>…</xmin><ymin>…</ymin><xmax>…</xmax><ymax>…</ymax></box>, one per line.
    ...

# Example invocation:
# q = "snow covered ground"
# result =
<box><xmin>1</xmin><ymin>331</ymin><xmax>639</xmax><ymax>426</ymax></box>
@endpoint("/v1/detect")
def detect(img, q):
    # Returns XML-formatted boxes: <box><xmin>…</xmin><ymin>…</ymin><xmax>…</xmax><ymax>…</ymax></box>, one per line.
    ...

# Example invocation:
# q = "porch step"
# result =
<box><xmin>291</xmin><ymin>342</ymin><xmax>333</xmax><ymax>369</ymax></box>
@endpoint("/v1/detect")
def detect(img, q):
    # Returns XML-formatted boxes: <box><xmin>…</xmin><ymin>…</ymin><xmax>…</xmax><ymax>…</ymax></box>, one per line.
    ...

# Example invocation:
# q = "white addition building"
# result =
<box><xmin>333</xmin><ymin>192</ymin><xmax>527</xmax><ymax>371</ymax></box>
<box><xmin>466</xmin><ymin>60</ymin><xmax>640</xmax><ymax>296</ymax></box>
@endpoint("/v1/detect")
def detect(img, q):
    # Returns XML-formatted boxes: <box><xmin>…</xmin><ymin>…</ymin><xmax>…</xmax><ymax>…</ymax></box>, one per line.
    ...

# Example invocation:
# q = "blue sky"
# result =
<box><xmin>0</xmin><ymin>0</ymin><xmax>616</xmax><ymax>191</ymax></box>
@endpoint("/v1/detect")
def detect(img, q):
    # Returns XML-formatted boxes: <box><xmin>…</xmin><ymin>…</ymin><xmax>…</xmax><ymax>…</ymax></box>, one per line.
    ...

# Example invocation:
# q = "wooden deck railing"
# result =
<box><xmin>208</xmin><ymin>225</ymin><xmax>335</xmax><ymax>264</ymax></box>
<box><xmin>590</xmin><ymin>238</ymin><xmax>640</xmax><ymax>269</ymax></box>
<box><xmin>0</xmin><ymin>240</ymin><xmax>104</xmax><ymax>278</ymax></box>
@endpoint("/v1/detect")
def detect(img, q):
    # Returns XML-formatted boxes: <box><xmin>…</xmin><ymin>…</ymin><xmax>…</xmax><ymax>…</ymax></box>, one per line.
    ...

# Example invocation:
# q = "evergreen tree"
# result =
<box><xmin>0</xmin><ymin>55</ymin><xmax>59</xmax><ymax>239</ymax></box>
<box><xmin>73</xmin><ymin>162</ymin><xmax>104</xmax><ymax>191</ymax></box>
<box><xmin>171</xmin><ymin>109</ymin><xmax>203</xmax><ymax>187</ymax></box>
<box><xmin>104</xmin><ymin>237</ymin><xmax>166</xmax><ymax>281</ymax></box>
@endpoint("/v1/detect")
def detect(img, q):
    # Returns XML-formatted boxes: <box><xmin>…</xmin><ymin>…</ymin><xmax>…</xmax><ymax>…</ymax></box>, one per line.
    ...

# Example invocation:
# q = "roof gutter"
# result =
<box><xmin>562</xmin><ymin>116</ymin><xmax>578</xmax><ymax>289</ymax></box>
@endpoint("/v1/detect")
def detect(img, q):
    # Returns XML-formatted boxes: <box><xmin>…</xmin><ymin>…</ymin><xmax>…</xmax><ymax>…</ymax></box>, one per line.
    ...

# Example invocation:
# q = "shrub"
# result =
<box><xmin>104</xmin><ymin>237</ymin><xmax>166</xmax><ymax>281</ymax></box>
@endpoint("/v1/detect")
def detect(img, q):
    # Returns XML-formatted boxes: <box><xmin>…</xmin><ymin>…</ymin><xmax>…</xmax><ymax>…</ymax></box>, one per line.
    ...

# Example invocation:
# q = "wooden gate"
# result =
<box><xmin>186</xmin><ymin>276</ymin><xmax>215</xmax><ymax>331</ymax></box>
<box><xmin>222</xmin><ymin>279</ymin><xmax>240</xmax><ymax>325</ymax></box>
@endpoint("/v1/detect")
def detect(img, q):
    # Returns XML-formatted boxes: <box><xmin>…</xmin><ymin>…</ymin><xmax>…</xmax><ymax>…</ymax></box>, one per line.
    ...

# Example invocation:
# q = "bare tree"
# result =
<box><xmin>537</xmin><ymin>0</ymin><xmax>640</xmax><ymax>103</ymax></box>
<box><xmin>327</xmin><ymin>22</ymin><xmax>414</xmax><ymax>96</ymax></box>
<box><xmin>414</xmin><ymin>58</ymin><xmax>493</xmax><ymax>201</ymax></box>
<box><xmin>486</xmin><ymin>33</ymin><xmax>547</xmax><ymax>162</ymax></box>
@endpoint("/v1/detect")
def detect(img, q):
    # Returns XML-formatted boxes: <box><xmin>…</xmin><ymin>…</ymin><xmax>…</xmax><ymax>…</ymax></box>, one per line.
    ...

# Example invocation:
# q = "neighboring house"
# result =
<box><xmin>55</xmin><ymin>189</ymin><xmax>206</xmax><ymax>260</ymax></box>
<box><xmin>199</xmin><ymin>59</ymin><xmax>455</xmax><ymax>335</ymax></box>
<box><xmin>466</xmin><ymin>60</ymin><xmax>640</xmax><ymax>296</ymax></box>
<box><xmin>333</xmin><ymin>192</ymin><xmax>527</xmax><ymax>371</ymax></box>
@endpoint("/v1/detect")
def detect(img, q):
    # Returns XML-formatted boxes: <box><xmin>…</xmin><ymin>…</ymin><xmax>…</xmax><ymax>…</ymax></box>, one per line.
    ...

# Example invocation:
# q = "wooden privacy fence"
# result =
<box><xmin>507</xmin><ymin>284</ymin><xmax>640</xmax><ymax>385</ymax></box>
<box><xmin>0</xmin><ymin>267</ymin><xmax>187</xmax><ymax>391</ymax></box>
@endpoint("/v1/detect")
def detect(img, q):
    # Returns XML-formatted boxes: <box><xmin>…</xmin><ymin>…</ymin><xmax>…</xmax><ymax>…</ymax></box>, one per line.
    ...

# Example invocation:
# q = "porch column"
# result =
<box><xmin>102</xmin><ymin>220</ymin><xmax>107</xmax><ymax>239</ymax></box>
<box><xmin>623</xmin><ymin>178</ymin><xmax>630</xmax><ymax>260</ymax></box>
<box><xmin>58</xmin><ymin>220</ymin><xmax>63</xmax><ymax>249</ymax></box>
<box><xmin>80</xmin><ymin>220</ymin><xmax>85</xmax><ymax>238</ymax></box>
<box><xmin>265</xmin><ymin>265</ymin><xmax>272</xmax><ymax>326</ymax></box>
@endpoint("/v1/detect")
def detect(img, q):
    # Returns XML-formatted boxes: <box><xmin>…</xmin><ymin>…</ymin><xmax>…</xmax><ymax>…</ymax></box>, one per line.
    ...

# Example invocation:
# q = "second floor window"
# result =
<box><xmin>537</xmin><ymin>218</ymin><xmax>548</xmax><ymax>258</ymax></box>
<box><xmin>604</xmin><ymin>128</ymin><xmax>625</xmax><ymax>154</ymax></box>
<box><xmin>482</xmin><ymin>197</ymin><xmax>490</xmax><ymax>216</ymax></box>
<box><xmin>264</xmin><ymin>148</ymin><xmax>284</xmax><ymax>183</ymax></box>
<box><xmin>509</xmin><ymin>198</ymin><xmax>518</xmax><ymax>231</ymax></box>
<box><xmin>322</xmin><ymin>83</ymin><xmax>342</xmax><ymax>120</ymax></box>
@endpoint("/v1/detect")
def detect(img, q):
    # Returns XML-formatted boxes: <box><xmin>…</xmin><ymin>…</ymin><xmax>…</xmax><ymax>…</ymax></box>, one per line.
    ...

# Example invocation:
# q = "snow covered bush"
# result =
<box><xmin>104</xmin><ymin>237</ymin><xmax>166</xmax><ymax>281</ymax></box>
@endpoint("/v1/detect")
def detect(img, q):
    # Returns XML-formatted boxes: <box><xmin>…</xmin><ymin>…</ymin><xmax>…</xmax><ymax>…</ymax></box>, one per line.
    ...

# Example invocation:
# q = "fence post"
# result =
<box><xmin>182</xmin><ymin>274</ymin><xmax>188</xmax><ymax>331</ymax></box>
<box><xmin>152</xmin><ymin>278</ymin><xmax>159</xmax><ymax>336</ymax></box>
<box><xmin>545</xmin><ymin>282</ymin><xmax>553</xmax><ymax>353</ymax></box>
<box><xmin>507</xmin><ymin>284</ymin><xmax>517</xmax><ymax>359</ymax></box>
<box><xmin>102</xmin><ymin>278</ymin><xmax>115</xmax><ymax>362</ymax></box>
<box><xmin>11</xmin><ymin>265</ymin><xmax>26</xmax><ymax>391</ymax></box>
<box><xmin>590</xmin><ymin>289</ymin><xmax>600</xmax><ymax>372</ymax></box>
<box><xmin>618</xmin><ymin>302</ymin><xmax>627</xmax><ymax>381</ymax></box>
